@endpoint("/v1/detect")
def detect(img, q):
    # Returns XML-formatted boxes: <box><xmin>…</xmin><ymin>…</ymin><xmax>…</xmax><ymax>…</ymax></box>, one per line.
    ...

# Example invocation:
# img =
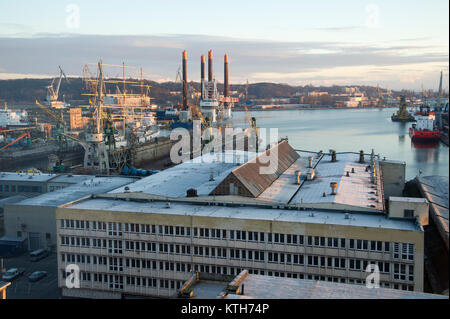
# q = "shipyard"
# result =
<box><xmin>0</xmin><ymin>1</ymin><xmax>449</xmax><ymax>312</ymax></box>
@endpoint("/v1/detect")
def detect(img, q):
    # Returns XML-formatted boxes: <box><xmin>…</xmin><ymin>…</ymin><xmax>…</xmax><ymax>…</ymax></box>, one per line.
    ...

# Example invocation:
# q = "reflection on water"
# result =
<box><xmin>232</xmin><ymin>108</ymin><xmax>449</xmax><ymax>179</ymax></box>
<box><xmin>411</xmin><ymin>141</ymin><xmax>440</xmax><ymax>164</ymax></box>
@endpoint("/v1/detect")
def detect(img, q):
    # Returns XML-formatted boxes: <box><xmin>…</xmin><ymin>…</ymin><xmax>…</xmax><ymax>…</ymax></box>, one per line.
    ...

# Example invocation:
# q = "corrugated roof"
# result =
<box><xmin>211</xmin><ymin>141</ymin><xmax>300</xmax><ymax>197</ymax></box>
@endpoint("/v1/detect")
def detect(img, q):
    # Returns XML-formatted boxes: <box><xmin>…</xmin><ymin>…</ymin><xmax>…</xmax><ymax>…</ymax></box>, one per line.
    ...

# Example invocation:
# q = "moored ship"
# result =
<box><xmin>392</xmin><ymin>96</ymin><xmax>415</xmax><ymax>122</ymax></box>
<box><xmin>409</xmin><ymin>114</ymin><xmax>439</xmax><ymax>142</ymax></box>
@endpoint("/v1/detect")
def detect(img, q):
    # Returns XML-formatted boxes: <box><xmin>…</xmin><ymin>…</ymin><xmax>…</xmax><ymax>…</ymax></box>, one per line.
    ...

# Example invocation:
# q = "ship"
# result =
<box><xmin>414</xmin><ymin>103</ymin><xmax>435</xmax><ymax>116</ymax></box>
<box><xmin>409</xmin><ymin>114</ymin><xmax>439</xmax><ymax>142</ymax></box>
<box><xmin>391</xmin><ymin>96</ymin><xmax>415</xmax><ymax>122</ymax></box>
<box><xmin>0</xmin><ymin>103</ymin><xmax>30</xmax><ymax>129</ymax></box>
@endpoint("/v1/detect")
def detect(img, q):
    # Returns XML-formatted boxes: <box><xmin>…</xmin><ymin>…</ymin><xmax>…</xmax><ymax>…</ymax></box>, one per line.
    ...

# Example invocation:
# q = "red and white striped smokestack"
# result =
<box><xmin>208</xmin><ymin>50</ymin><xmax>213</xmax><ymax>82</ymax></box>
<box><xmin>182</xmin><ymin>50</ymin><xmax>187</xmax><ymax>110</ymax></box>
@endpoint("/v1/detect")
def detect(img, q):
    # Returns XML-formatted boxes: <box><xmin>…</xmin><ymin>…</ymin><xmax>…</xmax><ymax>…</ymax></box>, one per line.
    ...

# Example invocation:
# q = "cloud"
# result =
<box><xmin>0</xmin><ymin>34</ymin><xmax>447</xmax><ymax>90</ymax></box>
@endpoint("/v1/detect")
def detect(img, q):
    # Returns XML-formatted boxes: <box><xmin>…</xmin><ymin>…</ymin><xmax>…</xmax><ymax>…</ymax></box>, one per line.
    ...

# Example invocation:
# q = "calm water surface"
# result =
<box><xmin>231</xmin><ymin>108</ymin><xmax>449</xmax><ymax>180</ymax></box>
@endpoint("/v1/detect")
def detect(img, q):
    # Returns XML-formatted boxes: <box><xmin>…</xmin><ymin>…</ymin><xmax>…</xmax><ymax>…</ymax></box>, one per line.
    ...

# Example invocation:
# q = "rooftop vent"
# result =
<box><xmin>124</xmin><ymin>186</ymin><xmax>130</xmax><ymax>193</ymax></box>
<box><xmin>330</xmin><ymin>182</ymin><xmax>338</xmax><ymax>195</ymax></box>
<box><xmin>346</xmin><ymin>171</ymin><xmax>350</xmax><ymax>177</ymax></box>
<box><xmin>351</xmin><ymin>167</ymin><xmax>355</xmax><ymax>173</ymax></box>
<box><xmin>166</xmin><ymin>202</ymin><xmax>171</xmax><ymax>208</ymax></box>
<box><xmin>186</xmin><ymin>188</ymin><xmax>198</xmax><ymax>197</ymax></box>
<box><xmin>359</xmin><ymin>150</ymin><xmax>365</xmax><ymax>163</ymax></box>
<box><xmin>330</xmin><ymin>150</ymin><xmax>336</xmax><ymax>162</ymax></box>
<box><xmin>345</xmin><ymin>213</ymin><xmax>350</xmax><ymax>219</ymax></box>
<box><xmin>323</xmin><ymin>192</ymin><xmax>327</xmax><ymax>197</ymax></box>
<box><xmin>306</xmin><ymin>169</ymin><xmax>315</xmax><ymax>181</ymax></box>
<box><xmin>308</xmin><ymin>156</ymin><xmax>314</xmax><ymax>168</ymax></box>
<box><xmin>295</xmin><ymin>170</ymin><xmax>302</xmax><ymax>185</ymax></box>
<box><xmin>209</xmin><ymin>168</ymin><xmax>215</xmax><ymax>181</ymax></box>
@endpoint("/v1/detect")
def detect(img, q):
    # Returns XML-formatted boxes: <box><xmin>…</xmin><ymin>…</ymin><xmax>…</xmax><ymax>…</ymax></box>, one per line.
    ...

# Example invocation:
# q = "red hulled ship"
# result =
<box><xmin>409</xmin><ymin>114</ymin><xmax>439</xmax><ymax>142</ymax></box>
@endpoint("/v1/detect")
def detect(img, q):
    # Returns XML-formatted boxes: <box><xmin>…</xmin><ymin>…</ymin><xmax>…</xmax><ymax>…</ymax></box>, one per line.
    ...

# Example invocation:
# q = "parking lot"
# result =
<box><xmin>1</xmin><ymin>251</ymin><xmax>59</xmax><ymax>299</ymax></box>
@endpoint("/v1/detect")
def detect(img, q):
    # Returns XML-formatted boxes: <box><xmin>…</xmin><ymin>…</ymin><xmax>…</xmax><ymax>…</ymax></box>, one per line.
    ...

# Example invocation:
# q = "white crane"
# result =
<box><xmin>46</xmin><ymin>66</ymin><xmax>68</xmax><ymax>107</ymax></box>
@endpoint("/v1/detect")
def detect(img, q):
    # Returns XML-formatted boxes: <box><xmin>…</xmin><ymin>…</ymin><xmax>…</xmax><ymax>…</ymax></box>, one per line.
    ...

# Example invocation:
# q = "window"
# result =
<box><xmin>404</xmin><ymin>209</ymin><xmax>414</xmax><ymax>218</ymax></box>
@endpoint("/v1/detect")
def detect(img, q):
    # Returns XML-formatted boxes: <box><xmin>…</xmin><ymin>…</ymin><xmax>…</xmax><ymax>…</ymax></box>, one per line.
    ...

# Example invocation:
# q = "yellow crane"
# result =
<box><xmin>35</xmin><ymin>100</ymin><xmax>66</xmax><ymax>126</ymax></box>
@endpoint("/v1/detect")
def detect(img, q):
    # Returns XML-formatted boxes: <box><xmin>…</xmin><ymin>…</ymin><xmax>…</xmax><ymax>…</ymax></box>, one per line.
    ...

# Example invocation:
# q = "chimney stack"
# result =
<box><xmin>224</xmin><ymin>54</ymin><xmax>229</xmax><ymax>106</ymax></box>
<box><xmin>182</xmin><ymin>50</ymin><xmax>188</xmax><ymax>110</ymax></box>
<box><xmin>330</xmin><ymin>182</ymin><xmax>338</xmax><ymax>195</ymax></box>
<box><xmin>208</xmin><ymin>50</ymin><xmax>213</xmax><ymax>82</ymax></box>
<box><xmin>309</xmin><ymin>156</ymin><xmax>314</xmax><ymax>168</ymax></box>
<box><xmin>201</xmin><ymin>55</ymin><xmax>205</xmax><ymax>98</ymax></box>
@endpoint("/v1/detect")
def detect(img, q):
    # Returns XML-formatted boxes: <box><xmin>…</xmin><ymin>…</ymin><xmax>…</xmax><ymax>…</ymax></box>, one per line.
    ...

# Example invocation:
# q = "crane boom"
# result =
<box><xmin>55</xmin><ymin>65</ymin><xmax>68</xmax><ymax>99</ymax></box>
<box><xmin>0</xmin><ymin>132</ymin><xmax>30</xmax><ymax>150</ymax></box>
<box><xmin>35</xmin><ymin>100</ymin><xmax>66</xmax><ymax>125</ymax></box>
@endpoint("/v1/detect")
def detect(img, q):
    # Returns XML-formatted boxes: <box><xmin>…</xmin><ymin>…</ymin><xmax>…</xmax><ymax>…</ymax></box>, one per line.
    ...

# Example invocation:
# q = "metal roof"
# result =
<box><xmin>212</xmin><ymin>141</ymin><xmax>300</xmax><ymax>197</ymax></box>
<box><xmin>225</xmin><ymin>274</ymin><xmax>448</xmax><ymax>299</ymax></box>
<box><xmin>109</xmin><ymin>150</ymin><xmax>258</xmax><ymax>197</ymax></box>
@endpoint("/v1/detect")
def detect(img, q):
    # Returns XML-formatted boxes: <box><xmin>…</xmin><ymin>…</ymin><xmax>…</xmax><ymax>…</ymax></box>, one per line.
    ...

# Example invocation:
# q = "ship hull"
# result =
<box><xmin>409</xmin><ymin>128</ymin><xmax>440</xmax><ymax>141</ymax></box>
<box><xmin>392</xmin><ymin>116</ymin><xmax>416</xmax><ymax>122</ymax></box>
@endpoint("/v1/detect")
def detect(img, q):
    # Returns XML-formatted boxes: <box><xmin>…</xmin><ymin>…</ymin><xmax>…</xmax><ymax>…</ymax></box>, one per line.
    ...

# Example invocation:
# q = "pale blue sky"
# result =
<box><xmin>0</xmin><ymin>0</ymin><xmax>448</xmax><ymax>90</ymax></box>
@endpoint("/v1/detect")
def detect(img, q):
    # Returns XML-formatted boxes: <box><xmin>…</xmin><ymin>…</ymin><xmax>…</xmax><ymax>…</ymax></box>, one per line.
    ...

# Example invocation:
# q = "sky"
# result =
<box><xmin>0</xmin><ymin>0</ymin><xmax>448</xmax><ymax>91</ymax></box>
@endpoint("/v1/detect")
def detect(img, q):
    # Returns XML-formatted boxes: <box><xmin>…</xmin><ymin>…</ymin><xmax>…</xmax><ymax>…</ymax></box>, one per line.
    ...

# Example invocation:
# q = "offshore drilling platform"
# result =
<box><xmin>0</xmin><ymin>49</ymin><xmax>245</xmax><ymax>175</ymax></box>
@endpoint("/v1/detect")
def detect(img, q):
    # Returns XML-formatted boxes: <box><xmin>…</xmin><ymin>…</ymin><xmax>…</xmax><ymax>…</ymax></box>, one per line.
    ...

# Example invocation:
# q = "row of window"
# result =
<box><xmin>61</xmin><ymin>270</ymin><xmax>184</xmax><ymax>291</ymax></box>
<box><xmin>60</xmin><ymin>235</ymin><xmax>414</xmax><ymax>266</ymax></box>
<box><xmin>60</xmin><ymin>252</ymin><xmax>413</xmax><ymax>282</ymax></box>
<box><xmin>59</xmin><ymin>225</ymin><xmax>414</xmax><ymax>259</ymax></box>
<box><xmin>61</xmin><ymin>268</ymin><xmax>415</xmax><ymax>292</ymax></box>
<box><xmin>0</xmin><ymin>184</ymin><xmax>42</xmax><ymax>193</ymax></box>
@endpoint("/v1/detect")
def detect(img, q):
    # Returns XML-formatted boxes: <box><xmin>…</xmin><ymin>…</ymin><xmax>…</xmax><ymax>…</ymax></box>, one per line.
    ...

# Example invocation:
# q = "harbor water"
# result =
<box><xmin>232</xmin><ymin>107</ymin><xmax>449</xmax><ymax>180</ymax></box>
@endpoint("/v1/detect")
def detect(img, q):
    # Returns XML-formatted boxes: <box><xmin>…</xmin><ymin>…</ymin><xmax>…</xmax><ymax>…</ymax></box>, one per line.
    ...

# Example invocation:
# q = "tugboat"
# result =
<box><xmin>392</xmin><ymin>96</ymin><xmax>415</xmax><ymax>122</ymax></box>
<box><xmin>409</xmin><ymin>114</ymin><xmax>439</xmax><ymax>142</ymax></box>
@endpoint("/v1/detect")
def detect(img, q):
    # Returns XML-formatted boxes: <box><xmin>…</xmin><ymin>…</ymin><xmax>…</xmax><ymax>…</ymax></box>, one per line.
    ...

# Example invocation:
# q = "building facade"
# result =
<box><xmin>56</xmin><ymin>199</ymin><xmax>423</xmax><ymax>298</ymax></box>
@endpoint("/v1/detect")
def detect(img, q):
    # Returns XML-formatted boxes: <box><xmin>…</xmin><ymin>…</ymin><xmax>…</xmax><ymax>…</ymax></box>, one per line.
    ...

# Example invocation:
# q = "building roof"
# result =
<box><xmin>288</xmin><ymin>152</ymin><xmax>384</xmax><ymax>212</ymax></box>
<box><xmin>13</xmin><ymin>176</ymin><xmax>136</xmax><ymax>207</ymax></box>
<box><xmin>211</xmin><ymin>141</ymin><xmax>300</xmax><ymax>197</ymax></box>
<box><xmin>107</xmin><ymin>144</ymin><xmax>384</xmax><ymax>213</ymax></box>
<box><xmin>109</xmin><ymin>150</ymin><xmax>258</xmax><ymax>197</ymax></box>
<box><xmin>416</xmin><ymin>175</ymin><xmax>449</xmax><ymax>249</ymax></box>
<box><xmin>0</xmin><ymin>195</ymin><xmax>28</xmax><ymax>209</ymax></box>
<box><xmin>0</xmin><ymin>172</ymin><xmax>56</xmax><ymax>183</ymax></box>
<box><xmin>65</xmin><ymin>198</ymin><xmax>419</xmax><ymax>231</ymax></box>
<box><xmin>390</xmin><ymin>197</ymin><xmax>428</xmax><ymax>203</ymax></box>
<box><xmin>224</xmin><ymin>274</ymin><xmax>448</xmax><ymax>299</ymax></box>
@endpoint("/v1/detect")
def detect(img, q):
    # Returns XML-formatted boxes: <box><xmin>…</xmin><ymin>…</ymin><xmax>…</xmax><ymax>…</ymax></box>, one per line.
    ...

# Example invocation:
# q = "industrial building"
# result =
<box><xmin>2</xmin><ymin>174</ymin><xmax>136</xmax><ymax>251</ymax></box>
<box><xmin>54</xmin><ymin>141</ymin><xmax>429</xmax><ymax>298</ymax></box>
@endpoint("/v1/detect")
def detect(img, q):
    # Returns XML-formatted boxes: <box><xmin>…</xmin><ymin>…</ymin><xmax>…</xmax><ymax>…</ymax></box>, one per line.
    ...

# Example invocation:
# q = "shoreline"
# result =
<box><xmin>232</xmin><ymin>105</ymin><xmax>400</xmax><ymax>112</ymax></box>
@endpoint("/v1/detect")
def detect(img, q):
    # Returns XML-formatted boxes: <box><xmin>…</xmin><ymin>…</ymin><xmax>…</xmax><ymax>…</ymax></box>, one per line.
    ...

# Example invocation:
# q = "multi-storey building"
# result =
<box><xmin>55</xmin><ymin>141</ymin><xmax>428</xmax><ymax>298</ymax></box>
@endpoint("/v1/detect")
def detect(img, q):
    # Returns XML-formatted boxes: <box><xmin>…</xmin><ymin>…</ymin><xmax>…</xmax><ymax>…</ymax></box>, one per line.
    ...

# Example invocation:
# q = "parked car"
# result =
<box><xmin>29</xmin><ymin>248</ymin><xmax>50</xmax><ymax>262</ymax></box>
<box><xmin>2</xmin><ymin>268</ymin><xmax>24</xmax><ymax>281</ymax></box>
<box><xmin>28</xmin><ymin>271</ymin><xmax>47</xmax><ymax>282</ymax></box>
